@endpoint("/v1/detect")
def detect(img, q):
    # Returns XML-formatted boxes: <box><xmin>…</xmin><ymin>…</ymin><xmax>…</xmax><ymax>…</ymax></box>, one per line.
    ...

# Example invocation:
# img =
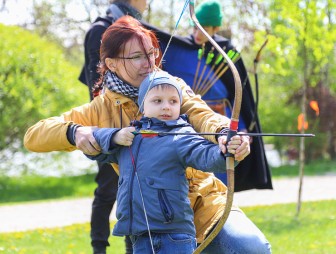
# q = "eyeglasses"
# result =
<box><xmin>115</xmin><ymin>48</ymin><xmax>159</xmax><ymax>65</ymax></box>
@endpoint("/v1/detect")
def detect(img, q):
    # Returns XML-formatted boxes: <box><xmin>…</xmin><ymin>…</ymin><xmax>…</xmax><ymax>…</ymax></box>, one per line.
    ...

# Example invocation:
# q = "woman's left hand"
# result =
<box><xmin>218</xmin><ymin>135</ymin><xmax>250</xmax><ymax>161</ymax></box>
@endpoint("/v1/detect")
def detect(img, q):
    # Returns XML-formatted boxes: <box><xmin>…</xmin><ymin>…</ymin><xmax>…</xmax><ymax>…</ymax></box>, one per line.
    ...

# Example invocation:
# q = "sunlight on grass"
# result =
<box><xmin>0</xmin><ymin>201</ymin><xmax>335</xmax><ymax>253</ymax></box>
<box><xmin>0</xmin><ymin>223</ymin><xmax>124</xmax><ymax>254</ymax></box>
<box><xmin>244</xmin><ymin>200</ymin><xmax>336</xmax><ymax>253</ymax></box>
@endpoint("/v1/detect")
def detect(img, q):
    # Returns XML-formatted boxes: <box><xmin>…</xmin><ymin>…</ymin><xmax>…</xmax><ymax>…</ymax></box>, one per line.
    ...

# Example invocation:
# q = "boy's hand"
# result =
<box><xmin>113</xmin><ymin>127</ymin><xmax>136</xmax><ymax>146</ymax></box>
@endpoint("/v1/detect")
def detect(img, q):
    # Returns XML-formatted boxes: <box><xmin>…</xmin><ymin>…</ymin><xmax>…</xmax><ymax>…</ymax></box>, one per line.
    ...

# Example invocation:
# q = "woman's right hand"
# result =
<box><xmin>75</xmin><ymin>126</ymin><xmax>101</xmax><ymax>155</ymax></box>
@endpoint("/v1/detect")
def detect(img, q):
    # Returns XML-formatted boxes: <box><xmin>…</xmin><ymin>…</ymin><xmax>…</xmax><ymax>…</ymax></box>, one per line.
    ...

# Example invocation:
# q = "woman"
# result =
<box><xmin>85</xmin><ymin>70</ymin><xmax>242</xmax><ymax>253</ymax></box>
<box><xmin>24</xmin><ymin>16</ymin><xmax>271</xmax><ymax>254</ymax></box>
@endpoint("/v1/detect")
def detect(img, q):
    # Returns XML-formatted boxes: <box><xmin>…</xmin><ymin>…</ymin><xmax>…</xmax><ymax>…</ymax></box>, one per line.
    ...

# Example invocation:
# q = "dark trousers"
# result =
<box><xmin>91</xmin><ymin>162</ymin><xmax>117</xmax><ymax>248</ymax></box>
<box><xmin>90</xmin><ymin>162</ymin><xmax>133</xmax><ymax>253</ymax></box>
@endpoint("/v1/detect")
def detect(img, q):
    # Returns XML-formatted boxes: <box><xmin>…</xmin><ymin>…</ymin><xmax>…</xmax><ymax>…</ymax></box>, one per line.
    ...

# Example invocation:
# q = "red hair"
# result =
<box><xmin>93</xmin><ymin>16</ymin><xmax>162</xmax><ymax>97</ymax></box>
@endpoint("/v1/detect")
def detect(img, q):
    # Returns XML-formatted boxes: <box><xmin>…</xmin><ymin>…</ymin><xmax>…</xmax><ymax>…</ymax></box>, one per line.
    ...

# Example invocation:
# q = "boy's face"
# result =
<box><xmin>193</xmin><ymin>26</ymin><xmax>220</xmax><ymax>45</ymax></box>
<box><xmin>143</xmin><ymin>85</ymin><xmax>181</xmax><ymax>121</ymax></box>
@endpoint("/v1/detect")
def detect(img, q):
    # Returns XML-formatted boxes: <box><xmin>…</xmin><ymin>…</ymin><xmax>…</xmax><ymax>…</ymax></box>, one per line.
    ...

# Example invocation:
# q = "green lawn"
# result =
<box><xmin>0</xmin><ymin>159</ymin><xmax>335</xmax><ymax>253</ymax></box>
<box><xmin>0</xmin><ymin>174</ymin><xmax>96</xmax><ymax>204</ymax></box>
<box><xmin>244</xmin><ymin>200</ymin><xmax>336</xmax><ymax>253</ymax></box>
<box><xmin>0</xmin><ymin>200</ymin><xmax>335</xmax><ymax>253</ymax></box>
<box><xmin>270</xmin><ymin>159</ymin><xmax>336</xmax><ymax>177</ymax></box>
<box><xmin>1</xmin><ymin>159</ymin><xmax>335</xmax><ymax>205</ymax></box>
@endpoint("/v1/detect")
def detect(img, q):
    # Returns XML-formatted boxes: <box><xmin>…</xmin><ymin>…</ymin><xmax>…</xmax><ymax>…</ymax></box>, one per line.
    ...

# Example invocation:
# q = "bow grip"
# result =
<box><xmin>224</xmin><ymin>129</ymin><xmax>237</xmax><ymax>158</ymax></box>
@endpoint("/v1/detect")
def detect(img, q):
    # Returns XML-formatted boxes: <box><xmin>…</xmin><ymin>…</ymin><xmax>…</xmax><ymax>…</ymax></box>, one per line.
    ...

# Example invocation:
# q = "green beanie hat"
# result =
<box><xmin>195</xmin><ymin>0</ymin><xmax>223</xmax><ymax>27</ymax></box>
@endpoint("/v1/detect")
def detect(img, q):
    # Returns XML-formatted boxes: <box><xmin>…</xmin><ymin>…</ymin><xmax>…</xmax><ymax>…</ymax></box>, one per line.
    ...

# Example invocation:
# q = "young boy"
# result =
<box><xmin>86</xmin><ymin>70</ymin><xmax>241</xmax><ymax>254</ymax></box>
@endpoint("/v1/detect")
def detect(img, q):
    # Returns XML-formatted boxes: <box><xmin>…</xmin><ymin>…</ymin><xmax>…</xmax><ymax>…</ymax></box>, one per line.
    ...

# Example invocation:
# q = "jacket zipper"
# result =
<box><xmin>158</xmin><ymin>189</ymin><xmax>174</xmax><ymax>224</ymax></box>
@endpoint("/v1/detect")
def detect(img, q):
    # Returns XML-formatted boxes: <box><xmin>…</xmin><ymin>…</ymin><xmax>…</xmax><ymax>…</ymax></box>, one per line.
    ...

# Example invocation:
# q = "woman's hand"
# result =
<box><xmin>75</xmin><ymin>126</ymin><xmax>101</xmax><ymax>155</ymax></box>
<box><xmin>113</xmin><ymin>127</ymin><xmax>136</xmax><ymax>146</ymax></box>
<box><xmin>218</xmin><ymin>135</ymin><xmax>250</xmax><ymax>161</ymax></box>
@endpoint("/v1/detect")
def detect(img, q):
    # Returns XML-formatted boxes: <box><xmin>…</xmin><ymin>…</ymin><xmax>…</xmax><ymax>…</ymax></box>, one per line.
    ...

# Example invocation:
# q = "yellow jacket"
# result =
<box><xmin>24</xmin><ymin>77</ymin><xmax>231</xmax><ymax>242</ymax></box>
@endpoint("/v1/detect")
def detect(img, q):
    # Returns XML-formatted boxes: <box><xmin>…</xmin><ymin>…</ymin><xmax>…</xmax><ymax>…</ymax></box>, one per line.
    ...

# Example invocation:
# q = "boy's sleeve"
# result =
<box><xmin>85</xmin><ymin>153</ymin><xmax>117</xmax><ymax>164</ymax></box>
<box><xmin>174</xmin><ymin>133</ymin><xmax>226</xmax><ymax>173</ymax></box>
<box><xmin>85</xmin><ymin>128</ymin><xmax>122</xmax><ymax>164</ymax></box>
<box><xmin>93</xmin><ymin>128</ymin><xmax>121</xmax><ymax>153</ymax></box>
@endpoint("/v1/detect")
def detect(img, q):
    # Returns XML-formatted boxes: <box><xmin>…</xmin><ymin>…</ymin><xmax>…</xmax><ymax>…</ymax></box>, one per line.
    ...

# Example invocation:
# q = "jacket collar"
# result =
<box><xmin>104</xmin><ymin>88</ymin><xmax>135</xmax><ymax>106</ymax></box>
<box><xmin>134</xmin><ymin>115</ymin><xmax>191</xmax><ymax>130</ymax></box>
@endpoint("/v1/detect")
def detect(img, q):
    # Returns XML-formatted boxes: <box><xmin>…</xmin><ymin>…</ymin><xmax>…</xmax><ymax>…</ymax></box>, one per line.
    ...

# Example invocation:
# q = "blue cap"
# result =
<box><xmin>138</xmin><ymin>70</ymin><xmax>182</xmax><ymax>113</ymax></box>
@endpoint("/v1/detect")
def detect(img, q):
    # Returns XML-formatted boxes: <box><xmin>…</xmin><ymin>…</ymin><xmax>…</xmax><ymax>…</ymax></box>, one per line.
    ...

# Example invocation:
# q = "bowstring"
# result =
<box><xmin>130</xmin><ymin>1</ymin><xmax>190</xmax><ymax>251</ymax></box>
<box><xmin>128</xmin><ymin>146</ymin><xmax>155</xmax><ymax>254</ymax></box>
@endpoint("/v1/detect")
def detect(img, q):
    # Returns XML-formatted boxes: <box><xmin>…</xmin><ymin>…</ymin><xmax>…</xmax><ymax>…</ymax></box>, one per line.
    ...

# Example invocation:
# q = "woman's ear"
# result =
<box><xmin>105</xmin><ymin>58</ymin><xmax>116</xmax><ymax>72</ymax></box>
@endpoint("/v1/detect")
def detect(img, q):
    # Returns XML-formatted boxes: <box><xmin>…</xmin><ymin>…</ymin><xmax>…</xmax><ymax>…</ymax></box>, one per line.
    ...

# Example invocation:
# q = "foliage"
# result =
<box><xmin>254</xmin><ymin>0</ymin><xmax>336</xmax><ymax>157</ymax></box>
<box><xmin>0</xmin><ymin>24</ymin><xmax>88</xmax><ymax>151</ymax></box>
<box><xmin>30</xmin><ymin>0</ymin><xmax>88</xmax><ymax>65</ymax></box>
<box><xmin>0</xmin><ymin>201</ymin><xmax>335</xmax><ymax>253</ymax></box>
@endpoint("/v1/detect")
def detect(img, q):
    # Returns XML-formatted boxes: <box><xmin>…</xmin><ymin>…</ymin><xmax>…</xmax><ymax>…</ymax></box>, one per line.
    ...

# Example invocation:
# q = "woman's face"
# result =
<box><xmin>109</xmin><ymin>36</ymin><xmax>157</xmax><ymax>87</ymax></box>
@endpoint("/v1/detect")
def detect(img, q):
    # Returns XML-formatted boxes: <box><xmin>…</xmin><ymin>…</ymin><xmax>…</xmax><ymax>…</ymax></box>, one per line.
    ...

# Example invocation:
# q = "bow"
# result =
<box><xmin>189</xmin><ymin>1</ymin><xmax>242</xmax><ymax>253</ymax></box>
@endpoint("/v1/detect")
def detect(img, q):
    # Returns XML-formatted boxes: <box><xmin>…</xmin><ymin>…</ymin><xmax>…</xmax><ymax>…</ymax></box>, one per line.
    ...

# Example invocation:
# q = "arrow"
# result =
<box><xmin>132</xmin><ymin>130</ymin><xmax>315</xmax><ymax>138</ymax></box>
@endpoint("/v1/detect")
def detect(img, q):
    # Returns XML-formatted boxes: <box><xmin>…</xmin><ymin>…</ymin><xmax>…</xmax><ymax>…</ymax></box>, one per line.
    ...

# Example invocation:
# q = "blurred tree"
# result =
<box><xmin>254</xmin><ymin>0</ymin><xmax>336</xmax><ymax>159</ymax></box>
<box><xmin>0</xmin><ymin>24</ymin><xmax>88</xmax><ymax>151</ymax></box>
<box><xmin>0</xmin><ymin>0</ymin><xmax>107</xmax><ymax>65</ymax></box>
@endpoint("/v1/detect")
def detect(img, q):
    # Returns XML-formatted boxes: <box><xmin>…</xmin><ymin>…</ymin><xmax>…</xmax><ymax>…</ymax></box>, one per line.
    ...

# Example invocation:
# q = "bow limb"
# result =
<box><xmin>189</xmin><ymin>1</ymin><xmax>242</xmax><ymax>253</ymax></box>
<box><xmin>249</xmin><ymin>38</ymin><xmax>268</xmax><ymax>131</ymax></box>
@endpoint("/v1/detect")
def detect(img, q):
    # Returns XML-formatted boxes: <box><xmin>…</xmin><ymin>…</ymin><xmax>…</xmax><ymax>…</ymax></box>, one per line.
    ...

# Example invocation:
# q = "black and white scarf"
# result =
<box><xmin>103</xmin><ymin>70</ymin><xmax>139</xmax><ymax>99</ymax></box>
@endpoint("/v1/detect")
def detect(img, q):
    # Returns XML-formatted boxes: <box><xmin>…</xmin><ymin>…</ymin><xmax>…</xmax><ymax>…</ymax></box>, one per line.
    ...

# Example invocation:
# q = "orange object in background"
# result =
<box><xmin>310</xmin><ymin>100</ymin><xmax>320</xmax><ymax>116</ymax></box>
<box><xmin>298</xmin><ymin>113</ymin><xmax>308</xmax><ymax>131</ymax></box>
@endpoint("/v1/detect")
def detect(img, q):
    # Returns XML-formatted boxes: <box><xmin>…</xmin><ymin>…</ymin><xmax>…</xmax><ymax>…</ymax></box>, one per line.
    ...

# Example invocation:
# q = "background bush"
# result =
<box><xmin>0</xmin><ymin>24</ymin><xmax>88</xmax><ymax>151</ymax></box>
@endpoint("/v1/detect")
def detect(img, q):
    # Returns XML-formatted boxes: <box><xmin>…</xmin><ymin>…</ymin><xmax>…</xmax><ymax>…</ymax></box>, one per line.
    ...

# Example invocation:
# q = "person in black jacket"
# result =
<box><xmin>79</xmin><ymin>1</ymin><xmax>148</xmax><ymax>253</ymax></box>
<box><xmin>159</xmin><ymin>0</ymin><xmax>273</xmax><ymax>192</ymax></box>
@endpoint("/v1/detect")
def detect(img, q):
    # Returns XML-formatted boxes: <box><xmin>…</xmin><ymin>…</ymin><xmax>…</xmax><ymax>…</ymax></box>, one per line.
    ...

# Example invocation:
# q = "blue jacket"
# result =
<box><xmin>88</xmin><ymin>115</ymin><xmax>226</xmax><ymax>237</ymax></box>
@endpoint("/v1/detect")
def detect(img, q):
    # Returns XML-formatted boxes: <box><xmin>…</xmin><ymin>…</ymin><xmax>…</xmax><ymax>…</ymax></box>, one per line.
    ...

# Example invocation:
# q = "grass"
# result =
<box><xmin>0</xmin><ymin>222</ymin><xmax>124</xmax><ymax>254</ymax></box>
<box><xmin>244</xmin><ymin>200</ymin><xmax>336</xmax><ymax>253</ymax></box>
<box><xmin>271</xmin><ymin>159</ymin><xmax>336</xmax><ymax>178</ymax></box>
<box><xmin>0</xmin><ymin>159</ymin><xmax>334</xmax><ymax>205</ymax></box>
<box><xmin>0</xmin><ymin>200</ymin><xmax>335</xmax><ymax>253</ymax></box>
<box><xmin>0</xmin><ymin>174</ymin><xmax>96</xmax><ymax>204</ymax></box>
<box><xmin>0</xmin><ymin>160</ymin><xmax>335</xmax><ymax>252</ymax></box>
